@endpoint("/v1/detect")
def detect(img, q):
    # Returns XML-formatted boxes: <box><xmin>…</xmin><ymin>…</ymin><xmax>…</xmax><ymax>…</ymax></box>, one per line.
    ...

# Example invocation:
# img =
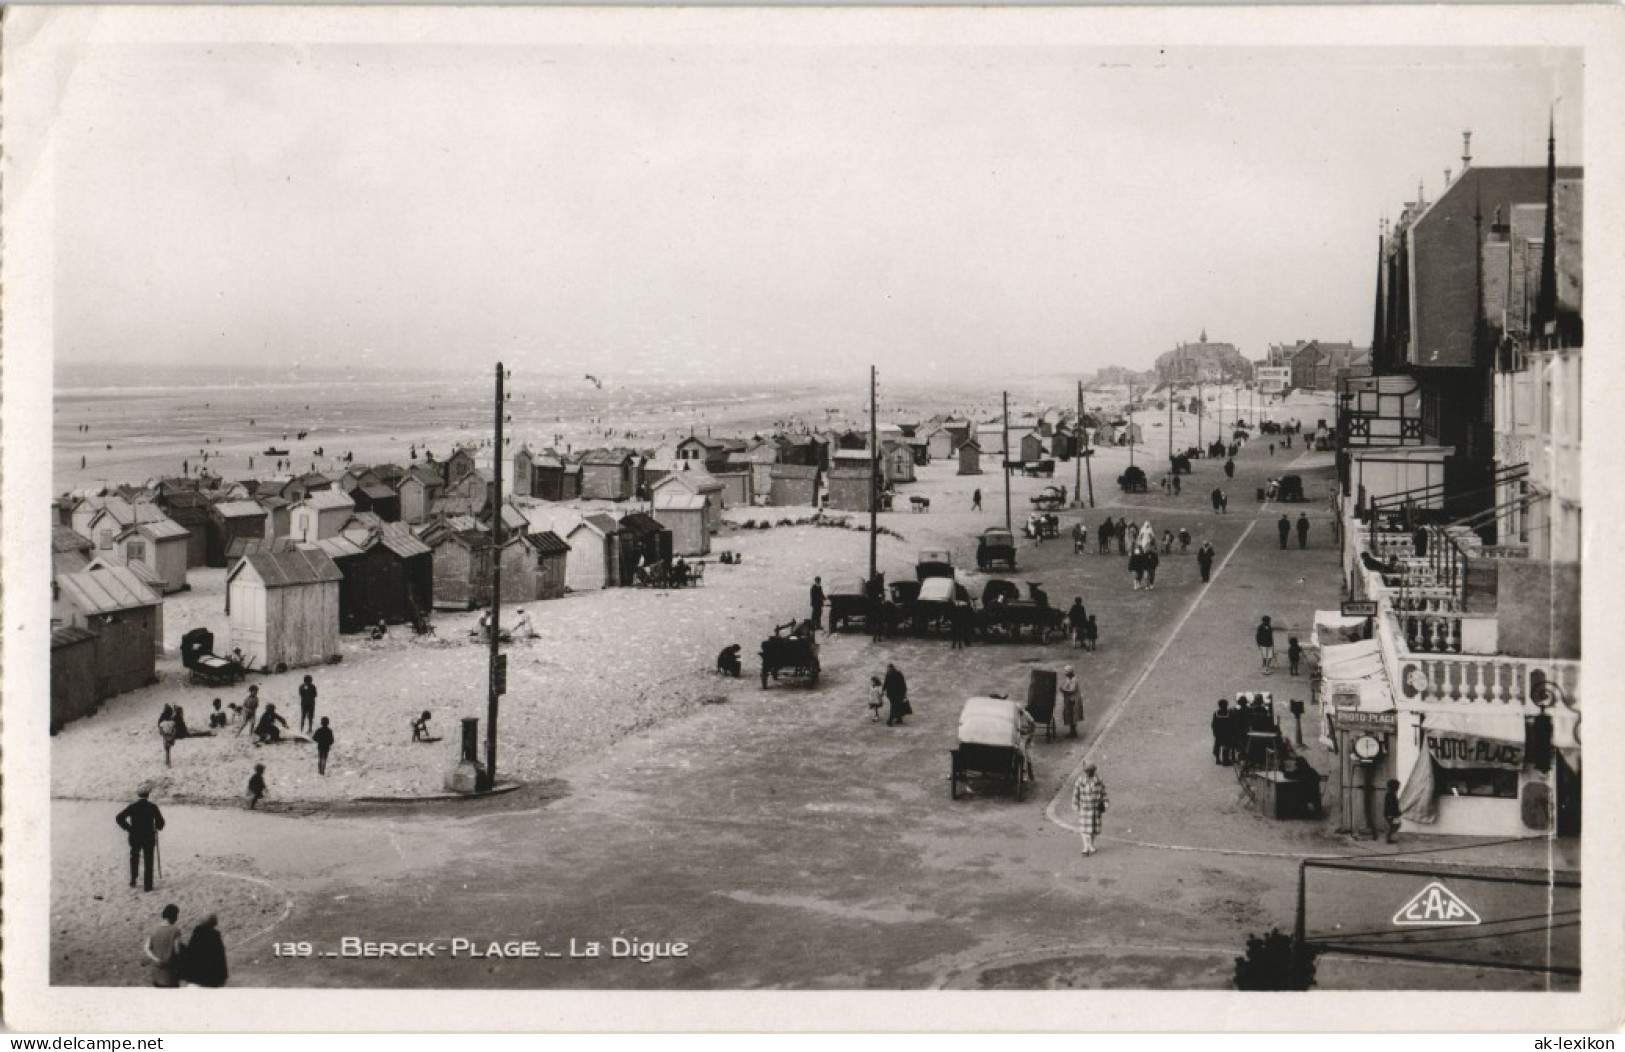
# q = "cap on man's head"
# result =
<box><xmin>136</xmin><ymin>786</ymin><xmax>152</xmax><ymax>798</ymax></box>
<box><xmin>1083</xmin><ymin>763</ymin><xmax>1098</xmax><ymax>774</ymax></box>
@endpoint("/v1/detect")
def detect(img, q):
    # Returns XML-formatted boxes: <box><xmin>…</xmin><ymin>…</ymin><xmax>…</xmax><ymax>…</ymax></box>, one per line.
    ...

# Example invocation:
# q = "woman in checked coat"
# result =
<box><xmin>1072</xmin><ymin>763</ymin><xmax>1109</xmax><ymax>855</ymax></box>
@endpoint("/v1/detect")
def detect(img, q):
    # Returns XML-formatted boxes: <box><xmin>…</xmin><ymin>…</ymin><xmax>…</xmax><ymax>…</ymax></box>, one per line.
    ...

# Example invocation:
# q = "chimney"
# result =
<box><xmin>1461</xmin><ymin>129</ymin><xmax>1472</xmax><ymax>170</ymax></box>
<box><xmin>1444</xmin><ymin>168</ymin><xmax>1452</xmax><ymax>186</ymax></box>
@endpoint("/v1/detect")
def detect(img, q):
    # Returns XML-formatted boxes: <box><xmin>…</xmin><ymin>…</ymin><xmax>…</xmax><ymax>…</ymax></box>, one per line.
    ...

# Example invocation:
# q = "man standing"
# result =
<box><xmin>1072</xmin><ymin>764</ymin><xmax>1109</xmax><ymax>856</ymax></box>
<box><xmin>1060</xmin><ymin>666</ymin><xmax>1082</xmax><ymax>738</ymax></box>
<box><xmin>116</xmin><ymin>787</ymin><xmax>165</xmax><ymax>892</ymax></box>
<box><xmin>1211</xmin><ymin>487</ymin><xmax>1223</xmax><ymax>514</ymax></box>
<box><xmin>144</xmin><ymin>904</ymin><xmax>185</xmax><ymax>988</ymax></box>
<box><xmin>1224</xmin><ymin>457</ymin><xmax>1236</xmax><ymax>480</ymax></box>
<box><xmin>1278</xmin><ymin>514</ymin><xmax>1292</xmax><ymax>550</ymax></box>
<box><xmin>1066</xmin><ymin>597</ymin><xmax>1087</xmax><ymax>649</ymax></box>
<box><xmin>1383</xmin><ymin>779</ymin><xmax>1403</xmax><ymax>844</ymax></box>
<box><xmin>809</xmin><ymin>577</ymin><xmax>825</xmax><ymax>631</ymax></box>
<box><xmin>1296</xmin><ymin>513</ymin><xmax>1311</xmax><ymax>550</ymax></box>
<box><xmin>971</xmin><ymin>488</ymin><xmax>982</xmax><ymax>512</ymax></box>
<box><xmin>1116</xmin><ymin>517</ymin><xmax>1129</xmax><ymax>555</ymax></box>
<box><xmin>882</xmin><ymin>663</ymin><xmax>910</xmax><ymax>726</ymax></box>
<box><xmin>1143</xmin><ymin>546</ymin><xmax>1160</xmax><ymax>590</ymax></box>
<box><xmin>312</xmin><ymin>717</ymin><xmax>335</xmax><ymax>775</ymax></box>
<box><xmin>1256</xmin><ymin>616</ymin><xmax>1276</xmax><ymax>674</ymax></box>
<box><xmin>1211</xmin><ymin>699</ymin><xmax>1233</xmax><ymax>765</ymax></box>
<box><xmin>298</xmin><ymin>675</ymin><xmax>318</xmax><ymax>734</ymax></box>
<box><xmin>1197</xmin><ymin>541</ymin><xmax>1216</xmax><ymax>583</ymax></box>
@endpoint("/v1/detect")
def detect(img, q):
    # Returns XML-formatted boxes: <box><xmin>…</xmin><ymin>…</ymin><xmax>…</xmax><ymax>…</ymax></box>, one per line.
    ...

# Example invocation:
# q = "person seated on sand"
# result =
<box><xmin>209</xmin><ymin>699</ymin><xmax>229</xmax><ymax>730</ymax></box>
<box><xmin>370</xmin><ymin>619</ymin><xmax>389</xmax><ymax>640</ymax></box>
<box><xmin>716</xmin><ymin>644</ymin><xmax>743</xmax><ymax>678</ymax></box>
<box><xmin>171</xmin><ymin>706</ymin><xmax>191</xmax><ymax>740</ymax></box>
<box><xmin>411</xmin><ymin>711</ymin><xmax>433</xmax><ymax>743</ymax></box>
<box><xmin>510</xmin><ymin>608</ymin><xmax>535</xmax><ymax>639</ymax></box>
<box><xmin>253</xmin><ymin>704</ymin><xmax>288</xmax><ymax>745</ymax></box>
<box><xmin>672</xmin><ymin>557</ymin><xmax>690</xmax><ymax>587</ymax></box>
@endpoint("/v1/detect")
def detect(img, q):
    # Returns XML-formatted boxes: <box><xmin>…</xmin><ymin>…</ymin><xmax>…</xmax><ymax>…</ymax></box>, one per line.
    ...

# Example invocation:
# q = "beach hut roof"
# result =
<box><xmin>118</xmin><ymin>517</ymin><xmax>191</xmax><ymax>542</ymax></box>
<box><xmin>230</xmin><ymin>547</ymin><xmax>345</xmax><ymax>588</ymax></box>
<box><xmin>52</xmin><ymin>624</ymin><xmax>100</xmax><ymax>649</ymax></box>
<box><xmin>57</xmin><ymin>563</ymin><xmax>161</xmax><ymax>614</ymax></box>
<box><xmin>299</xmin><ymin>489</ymin><xmax>355</xmax><ymax>513</ymax></box>
<box><xmin>526</xmin><ymin>530</ymin><xmax>572</xmax><ymax>555</ymax></box>
<box><xmin>358</xmin><ymin>481</ymin><xmax>395</xmax><ymax>500</ymax></box>
<box><xmin>215</xmin><ymin>500</ymin><xmax>267</xmax><ymax>519</ymax></box>
<box><xmin>580</xmin><ymin>448</ymin><xmax>636</xmax><ymax>466</ymax></box>
<box><xmin>226</xmin><ymin>537</ymin><xmax>299</xmax><ymax>560</ymax></box>
<box><xmin>53</xmin><ymin>525</ymin><xmax>93</xmax><ymax>553</ymax></box>
<box><xmin>617</xmin><ymin>512</ymin><xmax>666</xmax><ymax>537</ymax></box>
<box><xmin>90</xmin><ymin>555</ymin><xmax>164</xmax><ymax>589</ymax></box>
<box><xmin>583</xmin><ymin>512</ymin><xmax>621</xmax><ymax>535</ymax></box>
<box><xmin>652</xmin><ymin>492</ymin><xmax>708</xmax><ymax>511</ymax></box>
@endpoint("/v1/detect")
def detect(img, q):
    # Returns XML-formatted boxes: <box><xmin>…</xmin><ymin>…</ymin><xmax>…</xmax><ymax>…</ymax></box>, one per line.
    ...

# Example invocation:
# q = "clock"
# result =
<box><xmin>1353</xmin><ymin>735</ymin><xmax>1382</xmax><ymax>761</ymax></box>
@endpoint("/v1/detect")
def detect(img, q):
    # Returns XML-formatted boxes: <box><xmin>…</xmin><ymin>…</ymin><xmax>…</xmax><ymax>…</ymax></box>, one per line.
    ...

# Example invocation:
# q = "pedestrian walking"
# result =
<box><xmin>882</xmin><ymin>663</ymin><xmax>911</xmax><ymax>726</ymax></box>
<box><xmin>1066</xmin><ymin>597</ymin><xmax>1087</xmax><ymax>649</ymax></box>
<box><xmin>145</xmin><ymin>904</ymin><xmax>185</xmax><ymax>988</ymax></box>
<box><xmin>1097</xmin><ymin>518</ymin><xmax>1113</xmax><ymax>555</ymax></box>
<box><xmin>1072</xmin><ymin>522</ymin><xmax>1086</xmax><ymax>554</ymax></box>
<box><xmin>972</xmin><ymin>488</ymin><xmax>982</xmax><ymax>512</ymax></box>
<box><xmin>1162</xmin><ymin>529</ymin><xmax>1174</xmax><ymax>554</ymax></box>
<box><xmin>1115</xmin><ymin>517</ymin><xmax>1129</xmax><ymax>555</ymax></box>
<box><xmin>1210</xmin><ymin>487</ymin><xmax>1223</xmax><ymax>514</ymax></box>
<box><xmin>1172</xmin><ymin>473</ymin><xmax>1181</xmax><ymax>495</ymax></box>
<box><xmin>1297</xmin><ymin>513</ymin><xmax>1310</xmax><ymax>550</ymax></box>
<box><xmin>1220</xmin><ymin>491</ymin><xmax>1228</xmax><ymax>514</ymax></box>
<box><xmin>1212</xmin><ymin>699</ymin><xmax>1233</xmax><ymax>765</ymax></box>
<box><xmin>1082</xmin><ymin>614</ymin><xmax>1099</xmax><ymax>652</ymax></box>
<box><xmin>1269</xmin><ymin>442</ymin><xmax>1275</xmax><ymax>456</ymax></box>
<box><xmin>1255</xmin><ymin>616</ymin><xmax>1276</xmax><ymax>674</ymax></box>
<box><xmin>949</xmin><ymin>600</ymin><xmax>972</xmax><ymax>650</ymax></box>
<box><xmin>312</xmin><ymin>717</ymin><xmax>335</xmax><ymax>775</ymax></box>
<box><xmin>1072</xmin><ymin>764</ymin><xmax>1109</xmax><ymax>855</ymax></box>
<box><xmin>246</xmin><ymin>764</ymin><xmax>267</xmax><ymax>809</ymax></box>
<box><xmin>810</xmin><ymin>577</ymin><xmax>825</xmax><ymax>630</ymax></box>
<box><xmin>1287</xmin><ymin>636</ymin><xmax>1304</xmax><ymax>676</ymax></box>
<box><xmin>298</xmin><ymin>674</ymin><xmax>318</xmax><ymax>734</ymax></box>
<box><xmin>1224</xmin><ymin>457</ymin><xmax>1235</xmax><ymax>479</ymax></box>
<box><xmin>1383</xmin><ymin>779</ymin><xmax>1403</xmax><ymax>843</ymax></box>
<box><xmin>1137</xmin><ymin>521</ymin><xmax>1155</xmax><ymax>551</ymax></box>
<box><xmin>1197</xmin><ymin>541</ymin><xmax>1215</xmax><ymax>582</ymax></box>
<box><xmin>867</xmin><ymin>677</ymin><xmax>885</xmax><ymax>722</ymax></box>
<box><xmin>1178</xmin><ymin>528</ymin><xmax>1192</xmax><ymax>553</ymax></box>
<box><xmin>1060</xmin><ymin>666</ymin><xmax>1082</xmax><ymax>738</ymax></box>
<box><xmin>1129</xmin><ymin>546</ymin><xmax>1145</xmax><ymax>590</ymax></box>
<box><xmin>1143</xmin><ymin>546</ymin><xmax>1160</xmax><ymax>589</ymax></box>
<box><xmin>1278</xmin><ymin>514</ymin><xmax>1292</xmax><ymax>550</ymax></box>
<box><xmin>116</xmin><ymin>787</ymin><xmax>165</xmax><ymax>891</ymax></box>
<box><xmin>179</xmin><ymin>914</ymin><xmax>229</xmax><ymax>987</ymax></box>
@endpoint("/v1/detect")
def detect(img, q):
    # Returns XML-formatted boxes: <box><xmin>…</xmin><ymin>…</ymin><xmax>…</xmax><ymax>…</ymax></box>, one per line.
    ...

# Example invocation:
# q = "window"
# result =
<box><xmin>1435</xmin><ymin>767</ymin><xmax>1518</xmax><ymax>799</ymax></box>
<box><xmin>98</xmin><ymin>529</ymin><xmax>113</xmax><ymax>550</ymax></box>
<box><xmin>126</xmin><ymin>540</ymin><xmax>147</xmax><ymax>562</ymax></box>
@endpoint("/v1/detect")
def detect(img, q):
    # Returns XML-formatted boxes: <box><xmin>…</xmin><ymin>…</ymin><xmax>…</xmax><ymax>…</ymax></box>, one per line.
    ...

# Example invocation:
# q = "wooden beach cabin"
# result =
<box><xmin>256</xmin><ymin>496</ymin><xmax>292</xmax><ymax>540</ymax></box>
<box><xmin>113</xmin><ymin>516</ymin><xmax>191</xmax><ymax>594</ymax></box>
<box><xmin>826</xmin><ymin>455</ymin><xmax>878</xmax><ymax>513</ymax></box>
<box><xmin>712</xmin><ymin>470</ymin><xmax>754</xmax><ymax>508</ymax></box>
<box><xmin>768</xmin><ymin>464</ymin><xmax>821</xmax><ymax>507</ymax></box>
<box><xmin>342</xmin><ymin>474</ymin><xmax>402</xmax><ymax>522</ymax></box>
<box><xmin>974</xmin><ymin>425</ymin><xmax>1006</xmax><ymax>457</ymax></box>
<box><xmin>207</xmin><ymin>500</ymin><xmax>269</xmax><ymax>567</ymax></box>
<box><xmin>311</xmin><ymin>525</ymin><xmax>434</xmax><ymax>633</ymax></box>
<box><xmin>290</xmin><ymin>488</ymin><xmax>357</xmax><ymax>543</ymax></box>
<box><xmin>526</xmin><ymin>530</ymin><xmax>571</xmax><ymax>599</ymax></box>
<box><xmin>397</xmin><ymin>466</ymin><xmax>446</xmax><ymax>524</ymax></box>
<box><xmin>525</xmin><ymin>452</ymin><xmax>581</xmax><ymax>502</ymax></box>
<box><xmin>579</xmin><ymin>449</ymin><xmax>640</xmax><ymax>502</ymax></box>
<box><xmin>615</xmin><ymin>512</ymin><xmax>672</xmax><ymax>584</ymax></box>
<box><xmin>1018</xmin><ymin>431</ymin><xmax>1046</xmax><ymax>464</ymax></box>
<box><xmin>650</xmin><ymin>472</ymin><xmax>725</xmax><ymax>533</ymax></box>
<box><xmin>52</xmin><ymin>563</ymin><xmax>163</xmax><ymax>697</ymax></box>
<box><xmin>880</xmin><ymin>440</ymin><xmax>915</xmax><ymax>484</ymax></box>
<box><xmin>652</xmin><ymin>491</ymin><xmax>710</xmax><ymax>556</ymax></box>
<box><xmin>154</xmin><ymin>488</ymin><xmax>212</xmax><ymax>567</ymax></box>
<box><xmin>225</xmin><ymin>548</ymin><xmax>343</xmax><ymax>672</ymax></box>
<box><xmin>429</xmin><ymin>530</ymin><xmax>535</xmax><ymax>609</ymax></box>
<box><xmin>957</xmin><ymin>438</ymin><xmax>984</xmax><ymax>475</ymax></box>
<box><xmin>564</xmin><ymin>514</ymin><xmax>621</xmax><ymax>592</ymax></box>
<box><xmin>51</xmin><ymin>624</ymin><xmax>100</xmax><ymax>731</ymax></box>
<box><xmin>52</xmin><ymin>525</ymin><xmax>94</xmax><ymax>579</ymax></box>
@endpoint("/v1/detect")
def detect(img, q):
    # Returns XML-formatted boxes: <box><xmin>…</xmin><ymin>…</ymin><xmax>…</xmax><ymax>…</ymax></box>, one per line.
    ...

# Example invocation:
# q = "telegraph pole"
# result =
<box><xmin>1002</xmin><ymin>390</ymin><xmax>1012</xmax><ymax>531</ymax></box>
<box><xmin>486</xmin><ymin>362</ymin><xmax>506</xmax><ymax>790</ymax></box>
<box><xmin>1128</xmin><ymin>379</ymin><xmax>1136</xmax><ymax>468</ymax></box>
<box><xmin>1081</xmin><ymin>385</ymin><xmax>1095</xmax><ymax>508</ymax></box>
<box><xmin>1197</xmin><ymin>380</ymin><xmax>1204</xmax><ymax>448</ymax></box>
<box><xmin>1168</xmin><ymin>387</ymin><xmax>1175</xmax><ymax>462</ymax></box>
<box><xmin>869</xmin><ymin>365</ymin><xmax>878</xmax><ymax>583</ymax></box>
<box><xmin>1074</xmin><ymin>381</ymin><xmax>1083</xmax><ymax>505</ymax></box>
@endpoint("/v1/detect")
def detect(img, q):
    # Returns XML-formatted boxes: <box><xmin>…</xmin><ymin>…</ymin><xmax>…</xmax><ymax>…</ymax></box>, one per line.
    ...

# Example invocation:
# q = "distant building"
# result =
<box><xmin>1155</xmin><ymin>331</ymin><xmax>1252</xmax><ymax>385</ymax></box>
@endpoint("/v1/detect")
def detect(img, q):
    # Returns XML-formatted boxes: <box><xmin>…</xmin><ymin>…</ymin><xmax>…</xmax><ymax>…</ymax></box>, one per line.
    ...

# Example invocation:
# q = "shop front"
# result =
<box><xmin>1315</xmin><ymin>633</ymin><xmax>1398</xmax><ymax>839</ymax></box>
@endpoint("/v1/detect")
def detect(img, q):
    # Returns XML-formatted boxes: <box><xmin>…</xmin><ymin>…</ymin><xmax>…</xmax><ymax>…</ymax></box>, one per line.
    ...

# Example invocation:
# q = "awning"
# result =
<box><xmin>1319</xmin><ymin>638</ymin><xmax>1394</xmax><ymax>714</ymax></box>
<box><xmin>1313</xmin><ymin>610</ymin><xmax>1370</xmax><ymax>648</ymax></box>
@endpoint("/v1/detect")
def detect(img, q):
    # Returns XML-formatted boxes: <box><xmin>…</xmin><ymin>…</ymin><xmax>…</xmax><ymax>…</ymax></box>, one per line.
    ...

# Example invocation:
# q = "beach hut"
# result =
<box><xmin>52</xmin><ymin>563</ymin><xmax>163</xmax><ymax>696</ymax></box>
<box><xmin>444</xmin><ymin>469</ymin><xmax>494</xmax><ymax>514</ymax></box>
<box><xmin>225</xmin><ymin>547</ymin><xmax>343</xmax><ymax>671</ymax></box>
<box><xmin>880</xmin><ymin>440</ymin><xmax>915</xmax><ymax>484</ymax></box>
<box><xmin>924</xmin><ymin>426</ymin><xmax>956</xmax><ymax>461</ymax></box>
<box><xmin>513</xmin><ymin>446</ymin><xmax>539</xmax><ymax>498</ymax></box>
<box><xmin>154</xmin><ymin>489</ymin><xmax>212</xmax><ymax>567</ymax></box>
<box><xmin>113</xmin><ymin>516</ymin><xmax>191</xmax><ymax>594</ymax></box>
<box><xmin>675</xmin><ymin>435</ymin><xmax>726</xmax><ymax>463</ymax></box>
<box><xmin>957</xmin><ymin>438</ymin><xmax>984</xmax><ymax>475</ymax></box>
<box><xmin>778</xmin><ymin>434</ymin><xmax>825</xmax><ymax>470</ymax></box>
<box><xmin>70</xmin><ymin>495</ymin><xmax>112</xmax><ymax>541</ymax></box>
<box><xmin>278</xmin><ymin>472</ymin><xmax>337</xmax><ymax>504</ymax></box>
<box><xmin>650</xmin><ymin>472</ymin><xmax>725</xmax><ymax>533</ymax></box>
<box><xmin>311</xmin><ymin>525</ymin><xmax>435</xmax><ymax>633</ymax></box>
<box><xmin>564</xmin><ymin>514</ymin><xmax>621</xmax><ymax>591</ymax></box>
<box><xmin>712</xmin><ymin>470</ymin><xmax>754</xmax><ymax>508</ymax></box>
<box><xmin>579</xmin><ymin>449</ymin><xmax>640</xmax><ymax>501</ymax></box>
<box><xmin>52</xmin><ymin>525</ymin><xmax>94</xmax><ymax>579</ymax></box>
<box><xmin>51</xmin><ymin>624</ymin><xmax>100</xmax><ymax>731</ymax></box>
<box><xmin>397</xmin><ymin>466</ymin><xmax>446</xmax><ymax>524</ymax></box>
<box><xmin>428</xmin><ymin>530</ymin><xmax>535</xmax><ymax>609</ymax></box>
<box><xmin>343</xmin><ymin>474</ymin><xmax>402</xmax><ymax>522</ymax></box>
<box><xmin>256</xmin><ymin>496</ymin><xmax>292</xmax><ymax>540</ymax></box>
<box><xmin>527</xmin><ymin>452</ymin><xmax>581</xmax><ymax>502</ymax></box>
<box><xmin>290</xmin><ymin>489</ymin><xmax>357</xmax><ymax>543</ymax></box>
<box><xmin>652</xmin><ymin>491</ymin><xmax>710</xmax><ymax>556</ymax></box>
<box><xmin>975</xmin><ymin>425</ymin><xmax>1006</xmax><ymax>456</ymax></box>
<box><xmin>739</xmin><ymin>438</ymin><xmax>780</xmax><ymax>499</ymax></box>
<box><xmin>441</xmin><ymin>445</ymin><xmax>480</xmax><ymax>485</ymax></box>
<box><xmin>826</xmin><ymin>459</ymin><xmax>877</xmax><ymax>513</ymax></box>
<box><xmin>1019</xmin><ymin>431</ymin><xmax>1046</xmax><ymax>463</ymax></box>
<box><xmin>526</xmin><ymin>530</ymin><xmax>571</xmax><ymax>599</ymax></box>
<box><xmin>616</xmin><ymin>512</ymin><xmax>672</xmax><ymax>583</ymax></box>
<box><xmin>768</xmin><ymin>464</ymin><xmax>821</xmax><ymax>507</ymax></box>
<box><xmin>207</xmin><ymin>500</ymin><xmax>268</xmax><ymax>567</ymax></box>
<box><xmin>83</xmin><ymin>497</ymin><xmax>165</xmax><ymax>551</ymax></box>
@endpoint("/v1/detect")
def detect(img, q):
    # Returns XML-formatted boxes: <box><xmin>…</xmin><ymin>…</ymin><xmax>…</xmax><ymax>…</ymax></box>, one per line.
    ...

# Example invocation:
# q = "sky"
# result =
<box><xmin>42</xmin><ymin>12</ymin><xmax>1585</xmax><ymax>383</ymax></box>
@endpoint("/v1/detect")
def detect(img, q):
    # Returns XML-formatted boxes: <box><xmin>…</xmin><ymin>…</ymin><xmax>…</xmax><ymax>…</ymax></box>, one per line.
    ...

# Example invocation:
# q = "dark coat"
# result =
<box><xmin>882</xmin><ymin>667</ymin><xmax>907</xmax><ymax>703</ymax></box>
<box><xmin>1197</xmin><ymin>545</ymin><xmax>1215</xmax><ymax>569</ymax></box>
<box><xmin>1255</xmin><ymin>622</ymin><xmax>1274</xmax><ymax>648</ymax></box>
<box><xmin>313</xmin><ymin>726</ymin><xmax>335</xmax><ymax>752</ymax></box>
<box><xmin>1278</xmin><ymin>517</ymin><xmax>1292</xmax><ymax>541</ymax></box>
<box><xmin>180</xmin><ymin>923</ymin><xmax>229</xmax><ymax>987</ymax></box>
<box><xmin>1211</xmin><ymin>709</ymin><xmax>1230</xmax><ymax>741</ymax></box>
<box><xmin>116</xmin><ymin>799</ymin><xmax>165</xmax><ymax>846</ymax></box>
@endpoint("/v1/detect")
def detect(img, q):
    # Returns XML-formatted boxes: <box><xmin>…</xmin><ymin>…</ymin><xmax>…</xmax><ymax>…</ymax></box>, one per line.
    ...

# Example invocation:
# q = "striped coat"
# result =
<box><xmin>1072</xmin><ymin>774</ymin><xmax>1109</xmax><ymax>836</ymax></box>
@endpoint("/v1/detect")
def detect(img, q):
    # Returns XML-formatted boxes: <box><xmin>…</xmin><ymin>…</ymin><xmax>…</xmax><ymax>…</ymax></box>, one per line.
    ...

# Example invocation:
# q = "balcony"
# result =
<box><xmin>1376</xmin><ymin>608</ymin><xmax>1579</xmax><ymax>711</ymax></box>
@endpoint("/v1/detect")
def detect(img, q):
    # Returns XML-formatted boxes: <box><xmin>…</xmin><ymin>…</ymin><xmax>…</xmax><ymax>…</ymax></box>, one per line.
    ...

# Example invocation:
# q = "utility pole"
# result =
<box><xmin>1197</xmin><ymin>380</ymin><xmax>1204</xmax><ymax>448</ymax></box>
<box><xmin>869</xmin><ymin>365</ymin><xmax>878</xmax><ymax>584</ymax></box>
<box><xmin>1074</xmin><ymin>381</ymin><xmax>1083</xmax><ymax>506</ymax></box>
<box><xmin>485</xmin><ymin>362</ymin><xmax>506</xmax><ymax>791</ymax></box>
<box><xmin>1002</xmin><ymin>390</ymin><xmax>1012</xmax><ymax>531</ymax></box>
<box><xmin>1128</xmin><ymin>379</ymin><xmax>1136</xmax><ymax>469</ymax></box>
<box><xmin>1168</xmin><ymin>387</ymin><xmax>1174</xmax><ymax>463</ymax></box>
<box><xmin>1081</xmin><ymin>389</ymin><xmax>1095</xmax><ymax>508</ymax></box>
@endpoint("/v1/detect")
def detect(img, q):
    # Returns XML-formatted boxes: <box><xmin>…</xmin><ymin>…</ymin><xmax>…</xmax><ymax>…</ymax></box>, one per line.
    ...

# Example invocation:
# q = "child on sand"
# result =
<box><xmin>1287</xmin><ymin>637</ymin><xmax>1304</xmax><ymax>676</ymax></box>
<box><xmin>867</xmin><ymin>677</ymin><xmax>884</xmax><ymax>722</ymax></box>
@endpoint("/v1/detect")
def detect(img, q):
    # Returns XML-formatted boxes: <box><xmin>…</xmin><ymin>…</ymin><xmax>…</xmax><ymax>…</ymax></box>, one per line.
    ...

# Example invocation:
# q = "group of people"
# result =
<box><xmin>155</xmin><ymin>676</ymin><xmax>340</xmax><ymax>788</ymax></box>
<box><xmin>867</xmin><ymin>663</ymin><xmax>912</xmax><ymax>725</ymax></box>
<box><xmin>1210</xmin><ymin>694</ymin><xmax>1288</xmax><ymax>767</ymax></box>
<box><xmin>1276</xmin><ymin>513</ymin><xmax>1314</xmax><ymax>550</ymax></box>
<box><xmin>144</xmin><ymin>903</ymin><xmax>229</xmax><ymax>987</ymax></box>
